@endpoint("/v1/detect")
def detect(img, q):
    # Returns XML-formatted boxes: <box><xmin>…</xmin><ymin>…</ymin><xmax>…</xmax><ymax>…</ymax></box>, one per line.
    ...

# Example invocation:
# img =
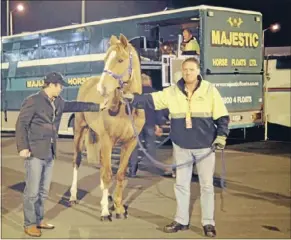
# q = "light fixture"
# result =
<box><xmin>16</xmin><ymin>4</ymin><xmax>24</xmax><ymax>12</ymax></box>
<box><xmin>270</xmin><ymin>23</ymin><xmax>280</xmax><ymax>32</ymax></box>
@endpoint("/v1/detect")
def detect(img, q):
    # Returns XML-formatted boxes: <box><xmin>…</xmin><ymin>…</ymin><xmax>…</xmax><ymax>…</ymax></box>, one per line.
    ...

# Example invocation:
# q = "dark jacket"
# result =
<box><xmin>16</xmin><ymin>90</ymin><xmax>100</xmax><ymax>160</ymax></box>
<box><xmin>142</xmin><ymin>86</ymin><xmax>166</xmax><ymax>127</ymax></box>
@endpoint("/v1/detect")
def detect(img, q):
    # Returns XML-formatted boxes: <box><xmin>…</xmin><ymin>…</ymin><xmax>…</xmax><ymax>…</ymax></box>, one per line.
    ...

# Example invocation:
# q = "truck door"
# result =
<box><xmin>201</xmin><ymin>9</ymin><xmax>263</xmax><ymax>128</ymax></box>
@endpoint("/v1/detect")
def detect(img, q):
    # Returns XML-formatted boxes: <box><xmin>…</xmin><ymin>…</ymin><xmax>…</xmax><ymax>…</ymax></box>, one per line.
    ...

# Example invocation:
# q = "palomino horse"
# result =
<box><xmin>69</xmin><ymin>34</ymin><xmax>145</xmax><ymax>220</ymax></box>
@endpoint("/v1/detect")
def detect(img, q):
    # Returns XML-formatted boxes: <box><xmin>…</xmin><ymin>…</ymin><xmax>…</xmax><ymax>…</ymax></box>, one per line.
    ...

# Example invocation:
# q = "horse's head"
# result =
<box><xmin>97</xmin><ymin>34</ymin><xmax>135</xmax><ymax>97</ymax></box>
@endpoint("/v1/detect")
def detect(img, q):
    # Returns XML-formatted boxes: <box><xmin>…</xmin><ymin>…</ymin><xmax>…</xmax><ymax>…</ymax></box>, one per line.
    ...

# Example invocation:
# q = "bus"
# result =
<box><xmin>263</xmin><ymin>46</ymin><xmax>291</xmax><ymax>140</ymax></box>
<box><xmin>1</xmin><ymin>5</ymin><xmax>263</xmax><ymax>136</ymax></box>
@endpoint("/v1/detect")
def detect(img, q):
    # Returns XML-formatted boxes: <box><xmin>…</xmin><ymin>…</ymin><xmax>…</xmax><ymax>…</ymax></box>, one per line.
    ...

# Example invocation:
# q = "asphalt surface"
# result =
<box><xmin>1</xmin><ymin>133</ymin><xmax>290</xmax><ymax>239</ymax></box>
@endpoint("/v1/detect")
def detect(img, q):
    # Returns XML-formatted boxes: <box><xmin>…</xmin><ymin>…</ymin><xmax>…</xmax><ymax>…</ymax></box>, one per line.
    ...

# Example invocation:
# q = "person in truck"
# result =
<box><xmin>180</xmin><ymin>28</ymin><xmax>200</xmax><ymax>55</ymax></box>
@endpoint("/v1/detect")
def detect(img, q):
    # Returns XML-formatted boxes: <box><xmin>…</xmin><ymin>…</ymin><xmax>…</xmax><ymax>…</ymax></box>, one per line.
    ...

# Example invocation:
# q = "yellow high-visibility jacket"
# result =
<box><xmin>180</xmin><ymin>37</ymin><xmax>200</xmax><ymax>55</ymax></box>
<box><xmin>133</xmin><ymin>79</ymin><xmax>229</xmax><ymax>149</ymax></box>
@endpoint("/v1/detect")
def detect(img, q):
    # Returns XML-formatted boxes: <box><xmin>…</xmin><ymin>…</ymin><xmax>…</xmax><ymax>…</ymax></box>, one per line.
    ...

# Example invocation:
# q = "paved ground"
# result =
<box><xmin>1</xmin><ymin>134</ymin><xmax>291</xmax><ymax>239</ymax></box>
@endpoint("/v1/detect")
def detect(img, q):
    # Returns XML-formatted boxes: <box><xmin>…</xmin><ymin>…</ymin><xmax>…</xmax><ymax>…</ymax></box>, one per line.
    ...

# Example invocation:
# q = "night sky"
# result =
<box><xmin>1</xmin><ymin>0</ymin><xmax>290</xmax><ymax>47</ymax></box>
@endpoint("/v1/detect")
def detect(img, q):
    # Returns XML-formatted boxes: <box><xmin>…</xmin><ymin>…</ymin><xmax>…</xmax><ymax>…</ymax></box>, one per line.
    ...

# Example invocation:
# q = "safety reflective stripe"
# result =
<box><xmin>171</xmin><ymin>112</ymin><xmax>212</xmax><ymax>118</ymax></box>
<box><xmin>191</xmin><ymin>112</ymin><xmax>212</xmax><ymax>117</ymax></box>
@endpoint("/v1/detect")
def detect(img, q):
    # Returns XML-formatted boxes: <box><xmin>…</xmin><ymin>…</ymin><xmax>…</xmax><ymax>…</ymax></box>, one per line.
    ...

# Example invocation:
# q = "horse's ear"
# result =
<box><xmin>109</xmin><ymin>35</ymin><xmax>119</xmax><ymax>46</ymax></box>
<box><xmin>119</xmin><ymin>34</ymin><xmax>128</xmax><ymax>48</ymax></box>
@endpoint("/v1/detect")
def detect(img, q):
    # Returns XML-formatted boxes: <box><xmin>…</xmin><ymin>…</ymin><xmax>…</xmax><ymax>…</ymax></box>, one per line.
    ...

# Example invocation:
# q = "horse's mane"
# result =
<box><xmin>104</xmin><ymin>41</ymin><xmax>138</xmax><ymax>65</ymax></box>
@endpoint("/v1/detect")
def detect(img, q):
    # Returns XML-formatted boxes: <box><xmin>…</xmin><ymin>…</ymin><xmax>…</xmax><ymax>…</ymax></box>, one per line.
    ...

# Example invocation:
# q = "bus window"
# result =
<box><xmin>2</xmin><ymin>42</ymin><xmax>14</xmax><ymax>52</ymax></box>
<box><xmin>19</xmin><ymin>47</ymin><xmax>39</xmax><ymax>61</ymax></box>
<box><xmin>66</xmin><ymin>42</ymin><xmax>90</xmax><ymax>57</ymax></box>
<box><xmin>276</xmin><ymin>56</ymin><xmax>291</xmax><ymax>69</ymax></box>
<box><xmin>89</xmin><ymin>26</ymin><xmax>107</xmax><ymax>54</ymax></box>
<box><xmin>3</xmin><ymin>51</ymin><xmax>19</xmax><ymax>62</ymax></box>
<box><xmin>2</xmin><ymin>41</ymin><xmax>21</xmax><ymax>62</ymax></box>
<box><xmin>40</xmin><ymin>29</ymin><xmax>89</xmax><ymax>58</ymax></box>
<box><xmin>41</xmin><ymin>44</ymin><xmax>66</xmax><ymax>58</ymax></box>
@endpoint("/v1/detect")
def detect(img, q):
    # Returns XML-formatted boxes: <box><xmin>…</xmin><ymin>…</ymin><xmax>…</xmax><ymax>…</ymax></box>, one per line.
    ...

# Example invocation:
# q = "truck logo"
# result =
<box><xmin>25</xmin><ymin>77</ymin><xmax>90</xmax><ymax>88</ymax></box>
<box><xmin>227</xmin><ymin>17</ymin><xmax>243</xmax><ymax>28</ymax></box>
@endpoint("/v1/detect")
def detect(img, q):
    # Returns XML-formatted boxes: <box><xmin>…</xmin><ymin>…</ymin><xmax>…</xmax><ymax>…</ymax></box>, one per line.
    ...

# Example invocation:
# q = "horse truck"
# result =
<box><xmin>1</xmin><ymin>5</ymin><xmax>264</xmax><ymax>139</ymax></box>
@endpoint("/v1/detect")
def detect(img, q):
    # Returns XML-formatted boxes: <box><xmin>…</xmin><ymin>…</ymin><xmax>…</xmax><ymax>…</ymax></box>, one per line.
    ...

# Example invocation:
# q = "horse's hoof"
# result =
<box><xmin>116</xmin><ymin>212</ymin><xmax>128</xmax><ymax>219</ymax></box>
<box><xmin>69</xmin><ymin>200</ymin><xmax>78</xmax><ymax>206</ymax></box>
<box><xmin>116</xmin><ymin>205</ymin><xmax>128</xmax><ymax>219</ymax></box>
<box><xmin>124</xmin><ymin>205</ymin><xmax>128</xmax><ymax>218</ymax></box>
<box><xmin>100</xmin><ymin>215</ymin><xmax>112</xmax><ymax>222</ymax></box>
<box><xmin>123</xmin><ymin>210</ymin><xmax>128</xmax><ymax>219</ymax></box>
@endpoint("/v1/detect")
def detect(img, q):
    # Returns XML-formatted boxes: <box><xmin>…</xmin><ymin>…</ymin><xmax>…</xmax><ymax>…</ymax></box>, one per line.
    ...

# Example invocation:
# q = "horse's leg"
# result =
<box><xmin>85</xmin><ymin>127</ymin><xmax>101</xmax><ymax>164</ymax></box>
<box><xmin>114</xmin><ymin>138</ymin><xmax>138</xmax><ymax>219</ymax></box>
<box><xmin>69</xmin><ymin>115</ymin><xmax>86</xmax><ymax>205</ymax></box>
<box><xmin>100</xmin><ymin>136</ymin><xmax>113</xmax><ymax>221</ymax></box>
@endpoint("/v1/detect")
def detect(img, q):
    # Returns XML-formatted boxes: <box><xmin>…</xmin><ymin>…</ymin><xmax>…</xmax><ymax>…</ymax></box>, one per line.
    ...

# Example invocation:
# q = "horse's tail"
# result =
<box><xmin>84</xmin><ymin>127</ymin><xmax>100</xmax><ymax>165</ymax></box>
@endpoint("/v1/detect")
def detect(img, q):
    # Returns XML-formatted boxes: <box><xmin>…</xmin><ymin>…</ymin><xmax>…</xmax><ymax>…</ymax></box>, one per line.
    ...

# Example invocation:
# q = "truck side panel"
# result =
<box><xmin>207</xmin><ymin>74</ymin><xmax>263</xmax><ymax>112</ymax></box>
<box><xmin>202</xmin><ymin>9</ymin><xmax>262</xmax><ymax>74</ymax></box>
<box><xmin>200</xmin><ymin>9</ymin><xmax>263</xmax><ymax>128</ymax></box>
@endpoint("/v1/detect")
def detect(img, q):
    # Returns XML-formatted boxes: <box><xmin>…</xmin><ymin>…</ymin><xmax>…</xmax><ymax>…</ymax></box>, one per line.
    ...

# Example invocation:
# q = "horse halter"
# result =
<box><xmin>103</xmin><ymin>52</ymin><xmax>133</xmax><ymax>89</ymax></box>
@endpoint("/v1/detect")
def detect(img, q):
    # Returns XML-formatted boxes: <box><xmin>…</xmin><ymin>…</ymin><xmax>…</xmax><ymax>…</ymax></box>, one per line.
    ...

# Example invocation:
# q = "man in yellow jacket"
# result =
<box><xmin>180</xmin><ymin>28</ymin><xmax>200</xmax><ymax>55</ymax></box>
<box><xmin>123</xmin><ymin>57</ymin><xmax>229</xmax><ymax>237</ymax></box>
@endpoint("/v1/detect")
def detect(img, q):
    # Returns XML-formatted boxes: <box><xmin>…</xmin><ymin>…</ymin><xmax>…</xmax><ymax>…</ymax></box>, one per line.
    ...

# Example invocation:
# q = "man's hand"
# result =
<box><xmin>212</xmin><ymin>136</ymin><xmax>227</xmax><ymax>150</ymax></box>
<box><xmin>19</xmin><ymin>149</ymin><xmax>31</xmax><ymax>158</ymax></box>
<box><xmin>122</xmin><ymin>93</ymin><xmax>134</xmax><ymax>103</ymax></box>
<box><xmin>155</xmin><ymin>125</ymin><xmax>163</xmax><ymax>137</ymax></box>
<box><xmin>180</xmin><ymin>42</ymin><xmax>186</xmax><ymax>51</ymax></box>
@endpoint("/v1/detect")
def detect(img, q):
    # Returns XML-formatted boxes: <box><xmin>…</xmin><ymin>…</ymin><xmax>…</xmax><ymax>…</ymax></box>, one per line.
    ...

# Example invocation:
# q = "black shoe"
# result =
<box><xmin>163</xmin><ymin>221</ymin><xmax>189</xmax><ymax>233</ymax></box>
<box><xmin>127</xmin><ymin>171</ymin><xmax>137</xmax><ymax>178</ymax></box>
<box><xmin>203</xmin><ymin>224</ymin><xmax>216</xmax><ymax>237</ymax></box>
<box><xmin>128</xmin><ymin>173</ymin><xmax>137</xmax><ymax>178</ymax></box>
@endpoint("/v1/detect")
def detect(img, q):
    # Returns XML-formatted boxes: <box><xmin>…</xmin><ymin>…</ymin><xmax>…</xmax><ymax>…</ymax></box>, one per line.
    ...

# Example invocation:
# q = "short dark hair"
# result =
<box><xmin>182</xmin><ymin>57</ymin><xmax>200</xmax><ymax>68</ymax></box>
<box><xmin>182</xmin><ymin>28</ymin><xmax>192</xmax><ymax>34</ymax></box>
<box><xmin>42</xmin><ymin>82</ymin><xmax>59</xmax><ymax>89</ymax></box>
<box><xmin>42</xmin><ymin>82</ymin><xmax>50</xmax><ymax>89</ymax></box>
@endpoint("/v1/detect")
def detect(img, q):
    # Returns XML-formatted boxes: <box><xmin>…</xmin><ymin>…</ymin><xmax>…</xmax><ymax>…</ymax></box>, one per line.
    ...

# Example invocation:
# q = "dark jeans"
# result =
<box><xmin>23</xmin><ymin>147</ymin><xmax>54</xmax><ymax>227</ymax></box>
<box><xmin>129</xmin><ymin>125</ymin><xmax>156</xmax><ymax>175</ymax></box>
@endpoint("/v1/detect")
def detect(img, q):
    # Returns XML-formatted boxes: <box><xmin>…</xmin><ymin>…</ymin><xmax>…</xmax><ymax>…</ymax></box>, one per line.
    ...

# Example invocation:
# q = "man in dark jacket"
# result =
<box><xmin>16</xmin><ymin>72</ymin><xmax>105</xmax><ymax>237</ymax></box>
<box><xmin>128</xmin><ymin>73</ymin><xmax>165</xmax><ymax>177</ymax></box>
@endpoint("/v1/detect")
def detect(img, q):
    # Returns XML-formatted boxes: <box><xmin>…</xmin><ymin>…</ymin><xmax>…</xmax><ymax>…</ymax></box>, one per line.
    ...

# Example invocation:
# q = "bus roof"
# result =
<box><xmin>265</xmin><ymin>46</ymin><xmax>291</xmax><ymax>57</ymax></box>
<box><xmin>3</xmin><ymin>5</ymin><xmax>262</xmax><ymax>40</ymax></box>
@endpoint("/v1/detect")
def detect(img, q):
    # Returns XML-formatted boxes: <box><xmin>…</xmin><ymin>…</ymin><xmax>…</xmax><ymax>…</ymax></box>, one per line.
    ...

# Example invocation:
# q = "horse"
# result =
<box><xmin>69</xmin><ymin>34</ymin><xmax>145</xmax><ymax>221</ymax></box>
